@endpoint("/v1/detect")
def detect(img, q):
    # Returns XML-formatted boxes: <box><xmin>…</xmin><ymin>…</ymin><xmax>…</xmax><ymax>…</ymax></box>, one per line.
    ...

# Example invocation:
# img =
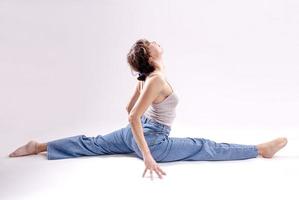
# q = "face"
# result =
<box><xmin>148</xmin><ymin>40</ymin><xmax>163</xmax><ymax>59</ymax></box>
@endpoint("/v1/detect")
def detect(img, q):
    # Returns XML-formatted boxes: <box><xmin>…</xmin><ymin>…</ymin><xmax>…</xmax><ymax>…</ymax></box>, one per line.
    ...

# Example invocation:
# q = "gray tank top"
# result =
<box><xmin>141</xmin><ymin>79</ymin><xmax>179</xmax><ymax>127</ymax></box>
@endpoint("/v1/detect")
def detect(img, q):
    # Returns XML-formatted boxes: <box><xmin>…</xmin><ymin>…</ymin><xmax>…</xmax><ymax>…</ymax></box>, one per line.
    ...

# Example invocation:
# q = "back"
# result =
<box><xmin>141</xmin><ymin>77</ymin><xmax>179</xmax><ymax>127</ymax></box>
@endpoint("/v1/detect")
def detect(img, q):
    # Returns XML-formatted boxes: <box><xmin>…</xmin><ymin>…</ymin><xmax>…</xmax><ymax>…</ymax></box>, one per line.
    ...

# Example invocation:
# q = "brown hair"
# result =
<box><xmin>127</xmin><ymin>39</ymin><xmax>155</xmax><ymax>81</ymax></box>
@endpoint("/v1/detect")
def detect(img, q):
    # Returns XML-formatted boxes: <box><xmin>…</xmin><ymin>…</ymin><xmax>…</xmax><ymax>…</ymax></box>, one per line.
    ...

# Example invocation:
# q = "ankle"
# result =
<box><xmin>37</xmin><ymin>143</ymin><xmax>47</xmax><ymax>153</ymax></box>
<box><xmin>256</xmin><ymin>144</ymin><xmax>265</xmax><ymax>156</ymax></box>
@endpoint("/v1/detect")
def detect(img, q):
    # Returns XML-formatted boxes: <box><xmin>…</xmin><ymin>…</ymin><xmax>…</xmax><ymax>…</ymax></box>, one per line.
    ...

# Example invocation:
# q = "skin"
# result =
<box><xmin>127</xmin><ymin>40</ymin><xmax>288</xmax><ymax>179</ymax></box>
<box><xmin>9</xmin><ymin>40</ymin><xmax>288</xmax><ymax>181</ymax></box>
<box><xmin>127</xmin><ymin>41</ymin><xmax>172</xmax><ymax>180</ymax></box>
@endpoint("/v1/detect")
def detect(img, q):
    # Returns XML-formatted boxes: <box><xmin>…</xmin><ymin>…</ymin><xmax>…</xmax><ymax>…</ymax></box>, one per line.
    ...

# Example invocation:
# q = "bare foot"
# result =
<box><xmin>257</xmin><ymin>137</ymin><xmax>288</xmax><ymax>158</ymax></box>
<box><xmin>9</xmin><ymin>140</ymin><xmax>39</xmax><ymax>157</ymax></box>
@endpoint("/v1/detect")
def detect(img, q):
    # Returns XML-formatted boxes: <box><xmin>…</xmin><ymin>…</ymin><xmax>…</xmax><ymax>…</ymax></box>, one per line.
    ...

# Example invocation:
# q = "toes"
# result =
<box><xmin>279</xmin><ymin>138</ymin><xmax>288</xmax><ymax>148</ymax></box>
<box><xmin>9</xmin><ymin>152</ymin><xmax>16</xmax><ymax>157</ymax></box>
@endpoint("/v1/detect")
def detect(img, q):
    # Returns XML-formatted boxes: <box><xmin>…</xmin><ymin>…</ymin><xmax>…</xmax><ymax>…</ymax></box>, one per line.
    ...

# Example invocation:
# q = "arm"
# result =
<box><xmin>126</xmin><ymin>82</ymin><xmax>141</xmax><ymax>114</ymax></box>
<box><xmin>128</xmin><ymin>76</ymin><xmax>164</xmax><ymax>157</ymax></box>
<box><xmin>128</xmin><ymin>76</ymin><xmax>167</xmax><ymax>179</ymax></box>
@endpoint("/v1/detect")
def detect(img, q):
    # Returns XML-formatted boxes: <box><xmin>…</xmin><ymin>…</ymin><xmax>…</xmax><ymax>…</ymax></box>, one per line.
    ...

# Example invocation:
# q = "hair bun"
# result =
<box><xmin>137</xmin><ymin>72</ymin><xmax>147</xmax><ymax>81</ymax></box>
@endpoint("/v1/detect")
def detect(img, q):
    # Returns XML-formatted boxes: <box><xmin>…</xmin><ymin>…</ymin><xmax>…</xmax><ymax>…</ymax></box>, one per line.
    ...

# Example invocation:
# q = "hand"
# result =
<box><xmin>142</xmin><ymin>153</ymin><xmax>167</xmax><ymax>180</ymax></box>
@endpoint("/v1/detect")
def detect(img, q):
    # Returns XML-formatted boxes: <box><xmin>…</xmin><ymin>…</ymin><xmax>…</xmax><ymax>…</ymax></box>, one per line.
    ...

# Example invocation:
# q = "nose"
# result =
<box><xmin>153</xmin><ymin>41</ymin><xmax>160</xmax><ymax>46</ymax></box>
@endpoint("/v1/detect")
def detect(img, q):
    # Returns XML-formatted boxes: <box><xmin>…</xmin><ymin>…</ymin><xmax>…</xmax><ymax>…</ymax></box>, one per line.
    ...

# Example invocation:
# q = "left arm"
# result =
<box><xmin>126</xmin><ymin>82</ymin><xmax>140</xmax><ymax>114</ymax></box>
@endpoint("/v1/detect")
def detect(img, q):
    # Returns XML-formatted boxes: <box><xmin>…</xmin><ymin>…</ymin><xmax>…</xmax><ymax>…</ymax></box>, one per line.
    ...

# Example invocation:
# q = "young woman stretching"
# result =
<box><xmin>9</xmin><ymin>39</ymin><xmax>288</xmax><ymax>180</ymax></box>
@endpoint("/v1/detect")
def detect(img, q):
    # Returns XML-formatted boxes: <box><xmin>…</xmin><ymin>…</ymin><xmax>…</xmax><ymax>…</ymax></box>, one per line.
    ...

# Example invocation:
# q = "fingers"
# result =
<box><xmin>142</xmin><ymin>158</ymin><xmax>167</xmax><ymax>180</ymax></box>
<box><xmin>150</xmin><ymin>170</ymin><xmax>153</xmax><ymax>181</ymax></box>
<box><xmin>157</xmin><ymin>166</ymin><xmax>167</xmax><ymax>176</ymax></box>
<box><xmin>142</xmin><ymin>168</ymin><xmax>147</xmax><ymax>177</ymax></box>
<box><xmin>143</xmin><ymin>166</ymin><xmax>166</xmax><ymax>180</ymax></box>
<box><xmin>142</xmin><ymin>168</ymin><xmax>155</xmax><ymax>180</ymax></box>
<box><xmin>154</xmin><ymin>165</ymin><xmax>167</xmax><ymax>179</ymax></box>
<box><xmin>159</xmin><ymin>166</ymin><xmax>167</xmax><ymax>175</ymax></box>
<box><xmin>153</xmin><ymin>168</ymin><xmax>163</xmax><ymax>179</ymax></box>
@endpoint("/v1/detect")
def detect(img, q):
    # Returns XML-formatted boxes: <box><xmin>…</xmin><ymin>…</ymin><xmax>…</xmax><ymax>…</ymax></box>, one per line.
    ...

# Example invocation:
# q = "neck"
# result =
<box><xmin>153</xmin><ymin>57</ymin><xmax>165</xmax><ymax>72</ymax></box>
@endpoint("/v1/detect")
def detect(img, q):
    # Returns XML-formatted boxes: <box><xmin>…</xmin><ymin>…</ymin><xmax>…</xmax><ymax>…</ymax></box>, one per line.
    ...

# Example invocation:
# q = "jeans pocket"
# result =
<box><xmin>144</xmin><ymin>132</ymin><xmax>165</xmax><ymax>147</ymax></box>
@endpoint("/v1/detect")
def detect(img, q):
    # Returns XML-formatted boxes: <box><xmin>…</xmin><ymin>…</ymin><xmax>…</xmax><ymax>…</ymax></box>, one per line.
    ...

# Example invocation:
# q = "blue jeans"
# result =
<box><xmin>47</xmin><ymin>115</ymin><xmax>259</xmax><ymax>161</ymax></box>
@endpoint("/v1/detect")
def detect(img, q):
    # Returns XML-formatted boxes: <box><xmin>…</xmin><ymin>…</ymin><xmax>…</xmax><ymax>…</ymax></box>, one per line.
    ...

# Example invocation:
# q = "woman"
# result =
<box><xmin>9</xmin><ymin>39</ymin><xmax>288</xmax><ymax>180</ymax></box>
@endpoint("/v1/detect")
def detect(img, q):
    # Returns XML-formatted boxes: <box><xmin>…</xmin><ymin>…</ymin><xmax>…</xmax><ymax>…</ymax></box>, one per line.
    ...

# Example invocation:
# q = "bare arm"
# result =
<box><xmin>128</xmin><ymin>76</ymin><xmax>164</xmax><ymax>157</ymax></box>
<box><xmin>126</xmin><ymin>82</ymin><xmax>140</xmax><ymax>114</ymax></box>
<box><xmin>128</xmin><ymin>75</ymin><xmax>167</xmax><ymax>180</ymax></box>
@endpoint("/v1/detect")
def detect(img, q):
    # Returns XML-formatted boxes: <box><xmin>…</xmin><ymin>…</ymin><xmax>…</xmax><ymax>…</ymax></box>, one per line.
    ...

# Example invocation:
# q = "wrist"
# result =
<box><xmin>142</xmin><ymin>150</ymin><xmax>151</xmax><ymax>158</ymax></box>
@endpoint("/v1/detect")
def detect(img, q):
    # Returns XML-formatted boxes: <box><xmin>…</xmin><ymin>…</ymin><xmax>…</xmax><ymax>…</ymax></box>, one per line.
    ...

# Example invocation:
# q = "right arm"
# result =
<box><xmin>128</xmin><ymin>76</ymin><xmax>163</xmax><ymax>156</ymax></box>
<box><xmin>128</xmin><ymin>76</ymin><xmax>166</xmax><ymax>179</ymax></box>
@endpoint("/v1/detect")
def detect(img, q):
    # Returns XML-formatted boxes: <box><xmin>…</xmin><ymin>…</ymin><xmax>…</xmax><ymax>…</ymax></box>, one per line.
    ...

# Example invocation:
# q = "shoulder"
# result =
<box><xmin>148</xmin><ymin>73</ymin><xmax>164</xmax><ymax>83</ymax></box>
<box><xmin>144</xmin><ymin>73</ymin><xmax>165</xmax><ymax>90</ymax></box>
<box><xmin>137</xmin><ymin>72</ymin><xmax>165</xmax><ymax>91</ymax></box>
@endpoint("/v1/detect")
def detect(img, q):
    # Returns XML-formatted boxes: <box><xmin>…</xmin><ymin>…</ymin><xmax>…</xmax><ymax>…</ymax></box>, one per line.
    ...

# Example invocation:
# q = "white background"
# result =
<box><xmin>0</xmin><ymin>0</ymin><xmax>298</xmax><ymax>200</ymax></box>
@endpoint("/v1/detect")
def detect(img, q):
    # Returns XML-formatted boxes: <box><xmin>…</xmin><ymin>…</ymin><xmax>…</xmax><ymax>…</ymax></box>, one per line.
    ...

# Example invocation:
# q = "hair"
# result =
<box><xmin>127</xmin><ymin>39</ymin><xmax>155</xmax><ymax>81</ymax></box>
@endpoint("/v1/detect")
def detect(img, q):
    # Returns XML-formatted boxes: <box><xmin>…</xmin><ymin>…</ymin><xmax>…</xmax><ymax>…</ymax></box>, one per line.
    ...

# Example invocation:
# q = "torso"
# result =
<box><xmin>139</xmin><ymin>72</ymin><xmax>174</xmax><ymax>104</ymax></box>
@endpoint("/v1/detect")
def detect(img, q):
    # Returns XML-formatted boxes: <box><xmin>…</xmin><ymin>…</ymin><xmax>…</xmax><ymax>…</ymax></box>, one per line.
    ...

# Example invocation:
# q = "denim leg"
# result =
<box><xmin>148</xmin><ymin>137</ymin><xmax>259</xmax><ymax>162</ymax></box>
<box><xmin>47</xmin><ymin>126</ymin><xmax>134</xmax><ymax>160</ymax></box>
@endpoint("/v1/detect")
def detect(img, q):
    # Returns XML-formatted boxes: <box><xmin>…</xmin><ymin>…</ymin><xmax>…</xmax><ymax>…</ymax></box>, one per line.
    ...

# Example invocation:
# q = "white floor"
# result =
<box><xmin>1</xmin><ymin>125</ymin><xmax>298</xmax><ymax>200</ymax></box>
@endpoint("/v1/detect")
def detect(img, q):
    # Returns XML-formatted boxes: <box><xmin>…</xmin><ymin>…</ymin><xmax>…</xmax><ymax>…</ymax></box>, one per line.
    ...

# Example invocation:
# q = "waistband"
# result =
<box><xmin>141</xmin><ymin>115</ymin><xmax>171</xmax><ymax>132</ymax></box>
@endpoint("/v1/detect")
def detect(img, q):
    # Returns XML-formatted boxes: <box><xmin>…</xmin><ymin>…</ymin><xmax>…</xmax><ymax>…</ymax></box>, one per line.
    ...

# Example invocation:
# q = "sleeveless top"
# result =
<box><xmin>141</xmin><ymin>79</ymin><xmax>179</xmax><ymax>127</ymax></box>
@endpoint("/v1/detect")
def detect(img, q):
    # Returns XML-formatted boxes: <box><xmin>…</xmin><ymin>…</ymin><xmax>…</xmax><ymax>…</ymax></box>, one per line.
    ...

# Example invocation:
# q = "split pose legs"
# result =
<box><xmin>9</xmin><ymin>135</ymin><xmax>287</xmax><ymax>160</ymax></box>
<box><xmin>9</xmin><ymin>116</ymin><xmax>288</xmax><ymax>162</ymax></box>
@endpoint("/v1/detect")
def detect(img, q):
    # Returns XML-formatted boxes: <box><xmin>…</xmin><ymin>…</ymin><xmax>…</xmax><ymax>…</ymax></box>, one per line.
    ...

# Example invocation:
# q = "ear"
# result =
<box><xmin>148</xmin><ymin>57</ymin><xmax>153</xmax><ymax>64</ymax></box>
<box><xmin>148</xmin><ymin>57</ymin><xmax>156</xmax><ymax>67</ymax></box>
